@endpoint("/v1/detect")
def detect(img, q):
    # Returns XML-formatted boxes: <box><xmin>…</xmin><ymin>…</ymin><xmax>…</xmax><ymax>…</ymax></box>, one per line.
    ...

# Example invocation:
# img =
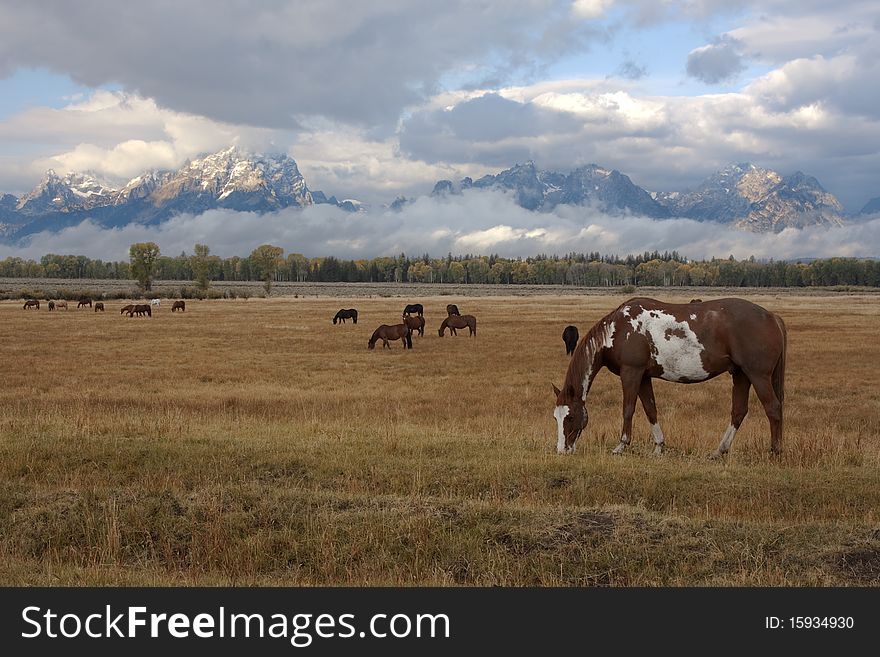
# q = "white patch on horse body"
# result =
<box><xmin>629</xmin><ymin>308</ymin><xmax>709</xmax><ymax>382</ymax></box>
<box><xmin>622</xmin><ymin>305</ymin><xmax>630</xmax><ymax>317</ymax></box>
<box><xmin>690</xmin><ymin>314</ymin><xmax>697</xmax><ymax>320</ymax></box>
<box><xmin>554</xmin><ymin>405</ymin><xmax>570</xmax><ymax>454</ymax></box>
<box><xmin>651</xmin><ymin>423</ymin><xmax>665</xmax><ymax>445</ymax></box>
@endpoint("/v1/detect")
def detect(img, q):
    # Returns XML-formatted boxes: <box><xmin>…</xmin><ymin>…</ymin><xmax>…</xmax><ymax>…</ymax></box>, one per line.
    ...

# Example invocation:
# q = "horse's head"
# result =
<box><xmin>367</xmin><ymin>339</ymin><xmax>375</xmax><ymax>350</ymax></box>
<box><xmin>552</xmin><ymin>383</ymin><xmax>588</xmax><ymax>454</ymax></box>
<box><xmin>333</xmin><ymin>316</ymin><xmax>338</xmax><ymax>324</ymax></box>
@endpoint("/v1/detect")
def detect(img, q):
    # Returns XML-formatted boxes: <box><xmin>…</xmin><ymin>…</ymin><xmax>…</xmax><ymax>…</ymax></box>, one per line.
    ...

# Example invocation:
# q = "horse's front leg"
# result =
<box><xmin>638</xmin><ymin>376</ymin><xmax>665</xmax><ymax>456</ymax></box>
<box><xmin>612</xmin><ymin>366</ymin><xmax>643</xmax><ymax>455</ymax></box>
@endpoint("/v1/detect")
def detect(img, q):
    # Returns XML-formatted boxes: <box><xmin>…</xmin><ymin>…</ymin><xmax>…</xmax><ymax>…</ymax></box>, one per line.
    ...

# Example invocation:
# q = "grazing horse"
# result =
<box><xmin>562</xmin><ymin>325</ymin><xmax>579</xmax><ymax>356</ymax></box>
<box><xmin>94</xmin><ymin>302</ymin><xmax>105</xmax><ymax>312</ymax></box>
<box><xmin>150</xmin><ymin>298</ymin><xmax>161</xmax><ymax>307</ymax></box>
<box><xmin>404</xmin><ymin>314</ymin><xmax>425</xmax><ymax>336</ymax></box>
<box><xmin>77</xmin><ymin>298</ymin><xmax>92</xmax><ymax>308</ymax></box>
<box><xmin>128</xmin><ymin>304</ymin><xmax>152</xmax><ymax>317</ymax></box>
<box><xmin>172</xmin><ymin>300</ymin><xmax>186</xmax><ymax>312</ymax></box>
<box><xmin>120</xmin><ymin>304</ymin><xmax>134</xmax><ymax>315</ymax></box>
<box><xmin>55</xmin><ymin>300</ymin><xmax>68</xmax><ymax>310</ymax></box>
<box><xmin>333</xmin><ymin>308</ymin><xmax>357</xmax><ymax>324</ymax></box>
<box><xmin>368</xmin><ymin>324</ymin><xmax>412</xmax><ymax>350</ymax></box>
<box><xmin>48</xmin><ymin>300</ymin><xmax>56</xmax><ymax>311</ymax></box>
<box><xmin>23</xmin><ymin>299</ymin><xmax>40</xmax><ymax>310</ymax></box>
<box><xmin>690</xmin><ymin>298</ymin><xmax>702</xmax><ymax>303</ymax></box>
<box><xmin>403</xmin><ymin>303</ymin><xmax>423</xmax><ymax>317</ymax></box>
<box><xmin>446</xmin><ymin>304</ymin><xmax>461</xmax><ymax>316</ymax></box>
<box><xmin>438</xmin><ymin>314</ymin><xmax>477</xmax><ymax>337</ymax></box>
<box><xmin>552</xmin><ymin>297</ymin><xmax>787</xmax><ymax>458</ymax></box>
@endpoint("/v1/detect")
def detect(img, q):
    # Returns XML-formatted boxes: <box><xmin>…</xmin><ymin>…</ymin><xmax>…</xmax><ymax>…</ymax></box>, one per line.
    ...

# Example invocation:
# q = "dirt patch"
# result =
<box><xmin>835</xmin><ymin>547</ymin><xmax>880</xmax><ymax>582</ymax></box>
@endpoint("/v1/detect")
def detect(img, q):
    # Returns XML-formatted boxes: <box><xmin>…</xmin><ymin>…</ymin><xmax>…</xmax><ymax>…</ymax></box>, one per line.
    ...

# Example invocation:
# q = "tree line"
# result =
<box><xmin>1</xmin><ymin>244</ymin><xmax>878</xmax><ymax>290</ymax></box>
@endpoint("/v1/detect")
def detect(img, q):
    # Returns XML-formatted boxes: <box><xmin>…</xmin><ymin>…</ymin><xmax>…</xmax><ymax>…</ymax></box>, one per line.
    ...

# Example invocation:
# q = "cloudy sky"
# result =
<box><xmin>1</xmin><ymin>0</ymin><xmax>879</xmax><ymax>259</ymax></box>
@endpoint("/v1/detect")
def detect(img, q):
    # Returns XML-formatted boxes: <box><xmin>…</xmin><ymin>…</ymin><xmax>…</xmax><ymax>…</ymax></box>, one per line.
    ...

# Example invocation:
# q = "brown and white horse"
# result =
<box><xmin>552</xmin><ymin>297</ymin><xmax>786</xmax><ymax>458</ymax></box>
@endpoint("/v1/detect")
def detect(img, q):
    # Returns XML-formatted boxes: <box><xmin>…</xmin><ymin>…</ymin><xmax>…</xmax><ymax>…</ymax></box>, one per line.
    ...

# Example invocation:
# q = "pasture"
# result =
<box><xmin>0</xmin><ymin>292</ymin><xmax>878</xmax><ymax>585</ymax></box>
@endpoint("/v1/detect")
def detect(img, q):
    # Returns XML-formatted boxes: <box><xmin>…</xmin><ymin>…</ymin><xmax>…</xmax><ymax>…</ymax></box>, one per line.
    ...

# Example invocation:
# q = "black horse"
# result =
<box><xmin>446</xmin><ymin>304</ymin><xmax>460</xmax><ymax>316</ymax></box>
<box><xmin>333</xmin><ymin>308</ymin><xmax>358</xmax><ymax>324</ymax></box>
<box><xmin>562</xmin><ymin>325</ymin><xmax>579</xmax><ymax>356</ymax></box>
<box><xmin>403</xmin><ymin>303</ymin><xmax>423</xmax><ymax>317</ymax></box>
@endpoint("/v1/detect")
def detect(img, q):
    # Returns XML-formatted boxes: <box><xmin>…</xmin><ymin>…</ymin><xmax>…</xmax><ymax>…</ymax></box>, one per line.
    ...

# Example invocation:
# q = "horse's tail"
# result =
<box><xmin>772</xmin><ymin>313</ymin><xmax>787</xmax><ymax>431</ymax></box>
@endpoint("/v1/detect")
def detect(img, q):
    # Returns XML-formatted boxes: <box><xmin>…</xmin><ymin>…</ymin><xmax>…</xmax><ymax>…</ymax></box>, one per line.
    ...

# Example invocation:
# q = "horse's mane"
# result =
<box><xmin>564</xmin><ymin>309</ymin><xmax>618</xmax><ymax>397</ymax></box>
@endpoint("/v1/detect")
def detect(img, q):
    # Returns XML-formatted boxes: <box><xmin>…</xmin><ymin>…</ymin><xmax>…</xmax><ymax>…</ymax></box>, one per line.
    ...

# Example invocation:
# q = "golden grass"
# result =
<box><xmin>1</xmin><ymin>292</ymin><xmax>879</xmax><ymax>585</ymax></box>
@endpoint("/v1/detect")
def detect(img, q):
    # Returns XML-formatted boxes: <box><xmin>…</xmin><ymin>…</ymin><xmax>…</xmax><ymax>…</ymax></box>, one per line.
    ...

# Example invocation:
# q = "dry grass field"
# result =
<box><xmin>1</xmin><ymin>291</ymin><xmax>879</xmax><ymax>585</ymax></box>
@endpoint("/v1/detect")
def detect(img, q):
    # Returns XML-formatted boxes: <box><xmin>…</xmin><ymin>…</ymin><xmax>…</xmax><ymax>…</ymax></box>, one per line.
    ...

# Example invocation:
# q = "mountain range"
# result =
<box><xmin>430</xmin><ymin>161</ymin><xmax>850</xmax><ymax>232</ymax></box>
<box><xmin>0</xmin><ymin>147</ymin><xmax>358</xmax><ymax>241</ymax></box>
<box><xmin>0</xmin><ymin>147</ymin><xmax>874</xmax><ymax>243</ymax></box>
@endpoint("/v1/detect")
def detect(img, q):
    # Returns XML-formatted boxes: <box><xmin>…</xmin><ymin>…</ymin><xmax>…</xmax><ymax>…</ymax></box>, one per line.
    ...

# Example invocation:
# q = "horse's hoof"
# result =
<box><xmin>651</xmin><ymin>445</ymin><xmax>665</xmax><ymax>457</ymax></box>
<box><xmin>707</xmin><ymin>450</ymin><xmax>725</xmax><ymax>460</ymax></box>
<box><xmin>611</xmin><ymin>443</ymin><xmax>627</xmax><ymax>455</ymax></box>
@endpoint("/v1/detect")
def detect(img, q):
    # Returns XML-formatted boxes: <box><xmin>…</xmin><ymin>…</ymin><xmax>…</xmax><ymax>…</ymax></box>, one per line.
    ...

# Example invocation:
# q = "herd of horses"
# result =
<box><xmin>346</xmin><ymin>302</ymin><xmax>478</xmax><ymax>350</ymax></box>
<box><xmin>19</xmin><ymin>291</ymin><xmax>789</xmax><ymax>457</ymax></box>
<box><xmin>22</xmin><ymin>296</ymin><xmax>185</xmax><ymax>316</ymax></box>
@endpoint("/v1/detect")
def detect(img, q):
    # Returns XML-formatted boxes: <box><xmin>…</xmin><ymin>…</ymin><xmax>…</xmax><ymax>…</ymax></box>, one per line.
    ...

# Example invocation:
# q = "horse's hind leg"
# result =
<box><xmin>710</xmin><ymin>369</ymin><xmax>750</xmax><ymax>459</ymax></box>
<box><xmin>749</xmin><ymin>372</ymin><xmax>783</xmax><ymax>455</ymax></box>
<box><xmin>638</xmin><ymin>376</ymin><xmax>665</xmax><ymax>456</ymax></box>
<box><xmin>612</xmin><ymin>366</ymin><xmax>643</xmax><ymax>455</ymax></box>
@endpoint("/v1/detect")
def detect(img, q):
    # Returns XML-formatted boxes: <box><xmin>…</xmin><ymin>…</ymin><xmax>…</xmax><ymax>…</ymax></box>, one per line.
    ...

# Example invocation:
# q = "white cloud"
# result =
<box><xmin>571</xmin><ymin>0</ymin><xmax>614</xmax><ymax>20</ymax></box>
<box><xmin>3</xmin><ymin>190</ymin><xmax>879</xmax><ymax>263</ymax></box>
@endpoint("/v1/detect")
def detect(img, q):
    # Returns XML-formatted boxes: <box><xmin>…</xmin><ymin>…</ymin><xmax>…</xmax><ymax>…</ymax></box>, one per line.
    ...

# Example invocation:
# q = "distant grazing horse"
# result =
<box><xmin>23</xmin><ymin>299</ymin><xmax>40</xmax><ymax>310</ymax></box>
<box><xmin>150</xmin><ymin>298</ymin><xmax>161</xmax><ymax>308</ymax></box>
<box><xmin>48</xmin><ymin>301</ymin><xmax>56</xmax><ymax>311</ymax></box>
<box><xmin>438</xmin><ymin>314</ymin><xmax>477</xmax><ymax>337</ymax></box>
<box><xmin>55</xmin><ymin>300</ymin><xmax>68</xmax><ymax>310</ymax></box>
<box><xmin>94</xmin><ymin>302</ymin><xmax>105</xmax><ymax>312</ymax></box>
<box><xmin>552</xmin><ymin>297</ymin><xmax>787</xmax><ymax>458</ymax></box>
<box><xmin>403</xmin><ymin>303</ymin><xmax>423</xmax><ymax>317</ymax></box>
<box><xmin>172</xmin><ymin>300</ymin><xmax>186</xmax><ymax>312</ymax></box>
<box><xmin>368</xmin><ymin>324</ymin><xmax>412</xmax><ymax>350</ymax></box>
<box><xmin>120</xmin><ymin>304</ymin><xmax>134</xmax><ymax>315</ymax></box>
<box><xmin>562</xmin><ymin>325</ymin><xmax>579</xmax><ymax>356</ymax></box>
<box><xmin>404</xmin><ymin>314</ymin><xmax>425</xmax><ymax>337</ymax></box>
<box><xmin>690</xmin><ymin>298</ymin><xmax>702</xmax><ymax>303</ymax></box>
<box><xmin>446</xmin><ymin>304</ymin><xmax>460</xmax><ymax>316</ymax></box>
<box><xmin>333</xmin><ymin>308</ymin><xmax>357</xmax><ymax>324</ymax></box>
<box><xmin>77</xmin><ymin>298</ymin><xmax>92</xmax><ymax>308</ymax></box>
<box><xmin>128</xmin><ymin>304</ymin><xmax>152</xmax><ymax>317</ymax></box>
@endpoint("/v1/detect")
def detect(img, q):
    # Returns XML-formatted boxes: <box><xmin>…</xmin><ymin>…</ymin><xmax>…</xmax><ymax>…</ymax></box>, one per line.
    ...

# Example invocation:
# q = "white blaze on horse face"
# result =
<box><xmin>554</xmin><ymin>405</ymin><xmax>570</xmax><ymax>454</ymax></box>
<box><xmin>629</xmin><ymin>309</ymin><xmax>709</xmax><ymax>382</ymax></box>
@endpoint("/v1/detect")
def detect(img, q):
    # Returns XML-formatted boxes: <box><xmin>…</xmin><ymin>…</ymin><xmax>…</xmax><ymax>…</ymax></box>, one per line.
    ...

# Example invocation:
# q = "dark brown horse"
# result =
<box><xmin>404</xmin><ymin>314</ymin><xmax>425</xmax><ymax>336</ymax></box>
<box><xmin>94</xmin><ymin>302</ymin><xmax>105</xmax><ymax>312</ymax></box>
<box><xmin>77</xmin><ymin>298</ymin><xmax>92</xmax><ymax>308</ymax></box>
<box><xmin>172</xmin><ymin>300</ymin><xmax>186</xmax><ymax>312</ymax></box>
<box><xmin>562</xmin><ymin>325</ymin><xmax>579</xmax><ymax>356</ymax></box>
<box><xmin>127</xmin><ymin>304</ymin><xmax>152</xmax><ymax>317</ymax></box>
<box><xmin>333</xmin><ymin>308</ymin><xmax>357</xmax><ymax>324</ymax></box>
<box><xmin>552</xmin><ymin>297</ymin><xmax>786</xmax><ymax>458</ymax></box>
<box><xmin>438</xmin><ymin>314</ymin><xmax>477</xmax><ymax>337</ymax></box>
<box><xmin>403</xmin><ymin>303</ymin><xmax>423</xmax><ymax>317</ymax></box>
<box><xmin>23</xmin><ymin>299</ymin><xmax>40</xmax><ymax>309</ymax></box>
<box><xmin>446</xmin><ymin>304</ymin><xmax>460</xmax><ymax>316</ymax></box>
<box><xmin>368</xmin><ymin>324</ymin><xmax>412</xmax><ymax>349</ymax></box>
<box><xmin>120</xmin><ymin>304</ymin><xmax>134</xmax><ymax>315</ymax></box>
<box><xmin>48</xmin><ymin>300</ymin><xmax>56</xmax><ymax>311</ymax></box>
